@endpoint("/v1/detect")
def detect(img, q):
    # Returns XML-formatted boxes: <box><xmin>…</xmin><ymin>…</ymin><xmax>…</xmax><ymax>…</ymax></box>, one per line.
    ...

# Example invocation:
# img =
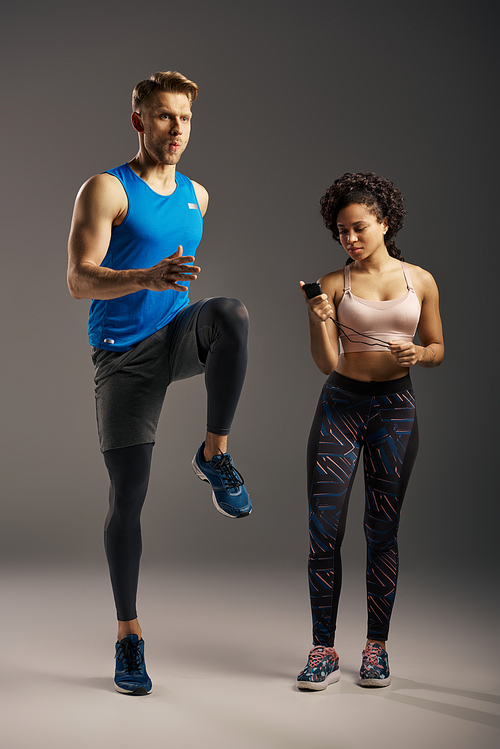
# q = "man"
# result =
<box><xmin>67</xmin><ymin>71</ymin><xmax>251</xmax><ymax>695</ymax></box>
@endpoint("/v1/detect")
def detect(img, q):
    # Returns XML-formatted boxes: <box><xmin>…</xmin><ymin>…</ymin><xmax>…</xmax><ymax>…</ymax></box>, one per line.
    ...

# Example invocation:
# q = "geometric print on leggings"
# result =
<box><xmin>308</xmin><ymin>383</ymin><xmax>417</xmax><ymax>646</ymax></box>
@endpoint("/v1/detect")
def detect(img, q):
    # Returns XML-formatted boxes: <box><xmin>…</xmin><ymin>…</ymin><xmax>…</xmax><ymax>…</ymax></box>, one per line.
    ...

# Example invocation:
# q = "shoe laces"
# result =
<box><xmin>211</xmin><ymin>452</ymin><xmax>244</xmax><ymax>491</ymax></box>
<box><xmin>364</xmin><ymin>643</ymin><xmax>381</xmax><ymax>666</ymax></box>
<box><xmin>116</xmin><ymin>638</ymin><xmax>144</xmax><ymax>672</ymax></box>
<box><xmin>308</xmin><ymin>646</ymin><xmax>333</xmax><ymax>667</ymax></box>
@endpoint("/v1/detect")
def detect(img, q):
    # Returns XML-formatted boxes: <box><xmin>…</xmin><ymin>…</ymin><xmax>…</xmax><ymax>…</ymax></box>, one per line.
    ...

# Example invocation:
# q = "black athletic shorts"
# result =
<box><xmin>91</xmin><ymin>300</ymin><xmax>208</xmax><ymax>452</ymax></box>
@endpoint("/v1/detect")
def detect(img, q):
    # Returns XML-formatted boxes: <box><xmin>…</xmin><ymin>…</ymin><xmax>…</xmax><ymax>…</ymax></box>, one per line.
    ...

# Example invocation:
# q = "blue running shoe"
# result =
<box><xmin>114</xmin><ymin>634</ymin><xmax>152</xmax><ymax>695</ymax></box>
<box><xmin>359</xmin><ymin>642</ymin><xmax>391</xmax><ymax>687</ymax></box>
<box><xmin>296</xmin><ymin>646</ymin><xmax>341</xmax><ymax>690</ymax></box>
<box><xmin>192</xmin><ymin>443</ymin><xmax>252</xmax><ymax>518</ymax></box>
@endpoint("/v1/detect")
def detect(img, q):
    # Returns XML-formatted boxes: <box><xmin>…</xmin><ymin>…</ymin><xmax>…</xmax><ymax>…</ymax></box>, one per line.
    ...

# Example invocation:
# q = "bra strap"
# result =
<box><xmin>343</xmin><ymin>264</ymin><xmax>351</xmax><ymax>291</ymax></box>
<box><xmin>401</xmin><ymin>261</ymin><xmax>414</xmax><ymax>291</ymax></box>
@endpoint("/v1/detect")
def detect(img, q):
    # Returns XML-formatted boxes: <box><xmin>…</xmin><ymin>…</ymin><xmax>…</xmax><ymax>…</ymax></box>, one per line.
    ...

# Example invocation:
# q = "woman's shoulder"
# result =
<box><xmin>319</xmin><ymin>268</ymin><xmax>345</xmax><ymax>305</ymax></box>
<box><xmin>319</xmin><ymin>267</ymin><xmax>345</xmax><ymax>287</ymax></box>
<box><xmin>404</xmin><ymin>262</ymin><xmax>439</xmax><ymax>295</ymax></box>
<box><xmin>405</xmin><ymin>261</ymin><xmax>434</xmax><ymax>283</ymax></box>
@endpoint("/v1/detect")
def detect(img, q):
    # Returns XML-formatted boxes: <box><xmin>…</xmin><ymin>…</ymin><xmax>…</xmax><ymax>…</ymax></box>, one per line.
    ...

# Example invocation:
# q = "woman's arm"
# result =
<box><xmin>389</xmin><ymin>267</ymin><xmax>444</xmax><ymax>369</ymax></box>
<box><xmin>299</xmin><ymin>275</ymin><xmax>340</xmax><ymax>375</ymax></box>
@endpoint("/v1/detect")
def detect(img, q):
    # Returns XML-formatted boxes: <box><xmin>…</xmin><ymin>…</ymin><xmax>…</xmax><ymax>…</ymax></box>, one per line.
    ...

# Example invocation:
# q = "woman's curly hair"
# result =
<box><xmin>320</xmin><ymin>172</ymin><xmax>406</xmax><ymax>264</ymax></box>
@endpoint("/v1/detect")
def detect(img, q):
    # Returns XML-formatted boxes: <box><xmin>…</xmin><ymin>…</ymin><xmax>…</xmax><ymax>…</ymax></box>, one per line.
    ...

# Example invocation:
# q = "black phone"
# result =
<box><xmin>303</xmin><ymin>282</ymin><xmax>322</xmax><ymax>299</ymax></box>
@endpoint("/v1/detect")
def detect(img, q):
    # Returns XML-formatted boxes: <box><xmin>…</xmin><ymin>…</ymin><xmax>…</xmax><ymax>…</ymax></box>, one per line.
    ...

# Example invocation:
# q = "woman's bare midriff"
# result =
<box><xmin>335</xmin><ymin>352</ymin><xmax>410</xmax><ymax>382</ymax></box>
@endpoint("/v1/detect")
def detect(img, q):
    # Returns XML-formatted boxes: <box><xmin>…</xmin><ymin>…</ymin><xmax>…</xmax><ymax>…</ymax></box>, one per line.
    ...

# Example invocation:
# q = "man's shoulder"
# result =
<box><xmin>183</xmin><ymin>177</ymin><xmax>209</xmax><ymax>216</ymax></box>
<box><xmin>75</xmin><ymin>170</ymin><xmax>128</xmax><ymax>215</ymax></box>
<box><xmin>80</xmin><ymin>167</ymin><xmax>126</xmax><ymax>189</ymax></box>
<box><xmin>103</xmin><ymin>163</ymin><xmax>131</xmax><ymax>179</ymax></box>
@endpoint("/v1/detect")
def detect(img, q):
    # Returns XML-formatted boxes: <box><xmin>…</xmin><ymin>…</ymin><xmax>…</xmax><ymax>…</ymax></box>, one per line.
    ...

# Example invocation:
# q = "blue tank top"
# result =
<box><xmin>88</xmin><ymin>163</ymin><xmax>203</xmax><ymax>351</ymax></box>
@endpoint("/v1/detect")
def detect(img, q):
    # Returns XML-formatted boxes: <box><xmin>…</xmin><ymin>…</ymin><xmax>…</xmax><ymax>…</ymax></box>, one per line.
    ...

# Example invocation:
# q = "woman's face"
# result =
<box><xmin>336</xmin><ymin>203</ymin><xmax>388</xmax><ymax>261</ymax></box>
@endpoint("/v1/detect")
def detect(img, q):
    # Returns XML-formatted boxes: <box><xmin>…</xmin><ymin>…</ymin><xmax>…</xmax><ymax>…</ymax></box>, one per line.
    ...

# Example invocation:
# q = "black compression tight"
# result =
<box><xmin>103</xmin><ymin>297</ymin><xmax>248</xmax><ymax>621</ymax></box>
<box><xmin>104</xmin><ymin>444</ymin><xmax>153</xmax><ymax>622</ymax></box>
<box><xmin>195</xmin><ymin>297</ymin><xmax>249</xmax><ymax>435</ymax></box>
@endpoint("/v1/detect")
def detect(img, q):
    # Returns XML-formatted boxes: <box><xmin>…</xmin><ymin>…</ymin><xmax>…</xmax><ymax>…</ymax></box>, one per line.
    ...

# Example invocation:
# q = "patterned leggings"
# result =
<box><xmin>307</xmin><ymin>372</ymin><xmax>419</xmax><ymax>645</ymax></box>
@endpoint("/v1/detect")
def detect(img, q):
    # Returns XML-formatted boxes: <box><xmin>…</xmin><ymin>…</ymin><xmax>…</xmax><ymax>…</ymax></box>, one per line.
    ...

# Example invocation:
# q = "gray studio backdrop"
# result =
<box><xmin>1</xmin><ymin>1</ymin><xmax>498</xmax><ymax>583</ymax></box>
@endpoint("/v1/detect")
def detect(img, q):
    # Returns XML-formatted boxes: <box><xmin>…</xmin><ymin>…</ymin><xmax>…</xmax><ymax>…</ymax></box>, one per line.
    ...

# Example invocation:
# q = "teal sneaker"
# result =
<box><xmin>114</xmin><ymin>634</ymin><xmax>152</xmax><ymax>695</ymax></box>
<box><xmin>192</xmin><ymin>443</ymin><xmax>252</xmax><ymax>518</ymax></box>
<box><xmin>296</xmin><ymin>646</ymin><xmax>341</xmax><ymax>690</ymax></box>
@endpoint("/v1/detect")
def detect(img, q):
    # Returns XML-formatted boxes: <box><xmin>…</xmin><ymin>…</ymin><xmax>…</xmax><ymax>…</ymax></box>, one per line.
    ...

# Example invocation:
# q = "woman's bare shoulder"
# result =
<box><xmin>405</xmin><ymin>262</ymin><xmax>438</xmax><ymax>293</ymax></box>
<box><xmin>319</xmin><ymin>268</ymin><xmax>345</xmax><ymax>306</ymax></box>
<box><xmin>319</xmin><ymin>267</ymin><xmax>344</xmax><ymax>288</ymax></box>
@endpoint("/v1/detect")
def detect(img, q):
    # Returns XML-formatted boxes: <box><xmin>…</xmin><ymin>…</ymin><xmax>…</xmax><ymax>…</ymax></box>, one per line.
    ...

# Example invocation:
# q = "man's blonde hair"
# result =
<box><xmin>132</xmin><ymin>71</ymin><xmax>199</xmax><ymax>112</ymax></box>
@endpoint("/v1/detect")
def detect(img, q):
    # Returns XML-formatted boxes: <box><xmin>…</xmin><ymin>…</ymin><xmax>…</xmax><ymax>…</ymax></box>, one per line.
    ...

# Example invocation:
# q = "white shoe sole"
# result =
<box><xmin>296</xmin><ymin>669</ymin><xmax>341</xmax><ymax>691</ymax></box>
<box><xmin>358</xmin><ymin>675</ymin><xmax>391</xmax><ymax>687</ymax></box>
<box><xmin>114</xmin><ymin>683</ymin><xmax>153</xmax><ymax>695</ymax></box>
<box><xmin>192</xmin><ymin>455</ymin><xmax>252</xmax><ymax>518</ymax></box>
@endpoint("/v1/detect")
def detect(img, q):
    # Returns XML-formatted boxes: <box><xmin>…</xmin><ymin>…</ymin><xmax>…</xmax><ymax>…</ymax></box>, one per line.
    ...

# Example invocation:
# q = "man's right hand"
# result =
<box><xmin>143</xmin><ymin>246</ymin><xmax>200</xmax><ymax>292</ymax></box>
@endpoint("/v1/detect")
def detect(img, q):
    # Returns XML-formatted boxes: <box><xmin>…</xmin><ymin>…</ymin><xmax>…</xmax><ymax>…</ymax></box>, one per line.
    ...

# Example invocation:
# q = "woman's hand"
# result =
<box><xmin>390</xmin><ymin>339</ymin><xmax>442</xmax><ymax>369</ymax></box>
<box><xmin>299</xmin><ymin>281</ymin><xmax>333</xmax><ymax>323</ymax></box>
<box><xmin>389</xmin><ymin>341</ymin><xmax>422</xmax><ymax>367</ymax></box>
<box><xmin>299</xmin><ymin>280</ymin><xmax>339</xmax><ymax>375</ymax></box>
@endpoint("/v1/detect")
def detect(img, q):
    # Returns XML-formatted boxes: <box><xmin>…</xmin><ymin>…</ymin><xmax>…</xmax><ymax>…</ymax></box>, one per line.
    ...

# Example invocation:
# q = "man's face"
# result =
<box><xmin>134</xmin><ymin>91</ymin><xmax>192</xmax><ymax>166</ymax></box>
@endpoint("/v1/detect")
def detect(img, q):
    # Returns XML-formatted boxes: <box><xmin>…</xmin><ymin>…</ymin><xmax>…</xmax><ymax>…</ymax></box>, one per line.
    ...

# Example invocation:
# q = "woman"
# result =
<box><xmin>297</xmin><ymin>172</ymin><xmax>444</xmax><ymax>690</ymax></box>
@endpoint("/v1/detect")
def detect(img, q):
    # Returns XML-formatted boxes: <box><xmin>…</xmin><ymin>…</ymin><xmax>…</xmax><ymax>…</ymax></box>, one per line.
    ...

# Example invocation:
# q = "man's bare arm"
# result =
<box><xmin>67</xmin><ymin>174</ymin><xmax>200</xmax><ymax>300</ymax></box>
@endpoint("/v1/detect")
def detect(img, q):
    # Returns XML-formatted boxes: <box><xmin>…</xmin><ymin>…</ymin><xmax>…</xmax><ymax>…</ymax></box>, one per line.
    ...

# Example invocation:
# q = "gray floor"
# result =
<box><xmin>3</xmin><ymin>564</ymin><xmax>499</xmax><ymax>749</ymax></box>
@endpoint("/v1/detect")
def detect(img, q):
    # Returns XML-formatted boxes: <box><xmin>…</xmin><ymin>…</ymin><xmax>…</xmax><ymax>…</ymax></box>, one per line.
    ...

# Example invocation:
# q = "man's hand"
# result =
<box><xmin>143</xmin><ymin>246</ymin><xmax>201</xmax><ymax>292</ymax></box>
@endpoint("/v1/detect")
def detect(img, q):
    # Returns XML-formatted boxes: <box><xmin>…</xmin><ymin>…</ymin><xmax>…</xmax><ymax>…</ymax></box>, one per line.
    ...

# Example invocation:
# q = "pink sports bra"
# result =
<box><xmin>337</xmin><ymin>261</ymin><xmax>421</xmax><ymax>354</ymax></box>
